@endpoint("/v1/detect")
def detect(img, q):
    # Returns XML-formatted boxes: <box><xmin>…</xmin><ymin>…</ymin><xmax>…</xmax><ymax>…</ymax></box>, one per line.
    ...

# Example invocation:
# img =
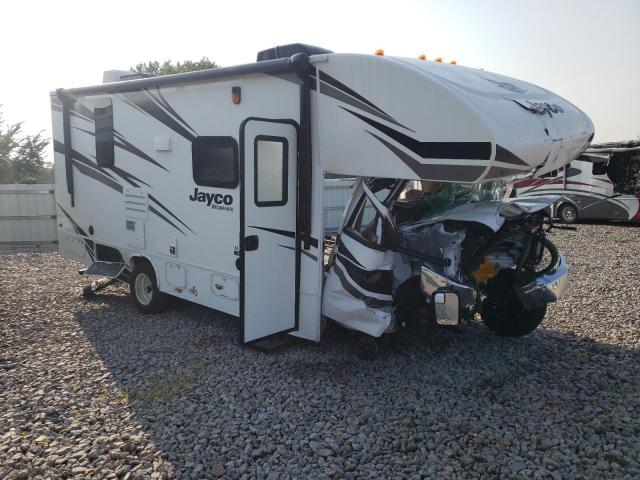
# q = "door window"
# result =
<box><xmin>255</xmin><ymin>136</ymin><xmax>288</xmax><ymax>206</ymax></box>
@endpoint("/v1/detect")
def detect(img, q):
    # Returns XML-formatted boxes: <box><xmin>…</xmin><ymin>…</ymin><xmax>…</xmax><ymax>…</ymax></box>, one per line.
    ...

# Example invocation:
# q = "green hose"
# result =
<box><xmin>515</xmin><ymin>235</ymin><xmax>533</xmax><ymax>280</ymax></box>
<box><xmin>541</xmin><ymin>236</ymin><xmax>559</xmax><ymax>274</ymax></box>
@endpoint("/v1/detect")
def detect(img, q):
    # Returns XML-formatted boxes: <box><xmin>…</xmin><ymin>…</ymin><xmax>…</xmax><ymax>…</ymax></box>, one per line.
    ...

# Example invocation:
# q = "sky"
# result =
<box><xmin>1</xmin><ymin>0</ymin><xmax>638</xmax><ymax>163</ymax></box>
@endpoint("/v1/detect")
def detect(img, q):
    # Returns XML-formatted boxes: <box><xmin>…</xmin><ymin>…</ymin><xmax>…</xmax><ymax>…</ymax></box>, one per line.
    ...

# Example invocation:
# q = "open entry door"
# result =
<box><xmin>241</xmin><ymin>119</ymin><xmax>299</xmax><ymax>343</ymax></box>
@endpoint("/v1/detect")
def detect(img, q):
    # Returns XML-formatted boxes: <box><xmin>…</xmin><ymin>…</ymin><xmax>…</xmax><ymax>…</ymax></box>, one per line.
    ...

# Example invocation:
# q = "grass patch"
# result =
<box><xmin>135</xmin><ymin>371</ymin><xmax>193</xmax><ymax>403</ymax></box>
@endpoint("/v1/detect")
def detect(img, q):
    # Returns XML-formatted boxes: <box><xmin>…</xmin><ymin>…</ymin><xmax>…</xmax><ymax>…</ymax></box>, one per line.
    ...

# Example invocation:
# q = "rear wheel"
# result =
<box><xmin>557</xmin><ymin>203</ymin><xmax>578</xmax><ymax>224</ymax></box>
<box><xmin>481</xmin><ymin>292</ymin><xmax>547</xmax><ymax>337</ymax></box>
<box><xmin>130</xmin><ymin>261</ymin><xmax>168</xmax><ymax>314</ymax></box>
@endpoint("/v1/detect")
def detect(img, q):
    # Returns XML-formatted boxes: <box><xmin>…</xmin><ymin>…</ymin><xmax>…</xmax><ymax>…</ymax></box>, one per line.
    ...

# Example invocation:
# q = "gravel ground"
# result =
<box><xmin>1</xmin><ymin>223</ymin><xmax>639</xmax><ymax>480</ymax></box>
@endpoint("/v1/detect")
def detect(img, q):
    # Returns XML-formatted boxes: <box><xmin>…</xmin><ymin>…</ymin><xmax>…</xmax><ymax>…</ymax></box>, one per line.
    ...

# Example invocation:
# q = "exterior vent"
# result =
<box><xmin>124</xmin><ymin>187</ymin><xmax>149</xmax><ymax>220</ymax></box>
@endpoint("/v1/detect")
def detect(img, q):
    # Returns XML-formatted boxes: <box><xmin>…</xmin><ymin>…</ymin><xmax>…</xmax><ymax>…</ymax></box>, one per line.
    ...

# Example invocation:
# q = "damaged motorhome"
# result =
<box><xmin>513</xmin><ymin>140</ymin><xmax>640</xmax><ymax>223</ymax></box>
<box><xmin>51</xmin><ymin>43</ymin><xmax>594</xmax><ymax>353</ymax></box>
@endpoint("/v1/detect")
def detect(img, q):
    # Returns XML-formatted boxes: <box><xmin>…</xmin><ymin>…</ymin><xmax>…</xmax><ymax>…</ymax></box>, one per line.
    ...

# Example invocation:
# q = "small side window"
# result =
<box><xmin>95</xmin><ymin>100</ymin><xmax>114</xmax><ymax>167</ymax></box>
<box><xmin>592</xmin><ymin>161</ymin><xmax>609</xmax><ymax>176</ymax></box>
<box><xmin>192</xmin><ymin>136</ymin><xmax>239</xmax><ymax>188</ymax></box>
<box><xmin>345</xmin><ymin>195</ymin><xmax>381</xmax><ymax>246</ymax></box>
<box><xmin>255</xmin><ymin>136</ymin><xmax>288</xmax><ymax>207</ymax></box>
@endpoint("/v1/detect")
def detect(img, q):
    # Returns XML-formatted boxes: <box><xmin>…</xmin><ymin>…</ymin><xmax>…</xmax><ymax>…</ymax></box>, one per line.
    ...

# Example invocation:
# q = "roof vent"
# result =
<box><xmin>257</xmin><ymin>43</ymin><xmax>333</xmax><ymax>62</ymax></box>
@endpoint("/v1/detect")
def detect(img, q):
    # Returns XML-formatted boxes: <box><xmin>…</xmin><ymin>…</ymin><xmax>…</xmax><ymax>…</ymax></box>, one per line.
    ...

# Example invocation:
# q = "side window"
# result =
<box><xmin>348</xmin><ymin>195</ymin><xmax>381</xmax><ymax>245</ymax></box>
<box><xmin>192</xmin><ymin>136</ymin><xmax>239</xmax><ymax>188</ymax></box>
<box><xmin>95</xmin><ymin>100</ymin><xmax>114</xmax><ymax>167</ymax></box>
<box><xmin>255</xmin><ymin>136</ymin><xmax>287</xmax><ymax>207</ymax></box>
<box><xmin>592</xmin><ymin>161</ymin><xmax>608</xmax><ymax>176</ymax></box>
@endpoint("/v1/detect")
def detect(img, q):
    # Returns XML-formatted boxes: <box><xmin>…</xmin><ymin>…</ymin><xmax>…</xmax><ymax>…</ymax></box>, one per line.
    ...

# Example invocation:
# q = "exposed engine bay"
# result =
<box><xmin>322</xmin><ymin>178</ymin><xmax>569</xmax><ymax>342</ymax></box>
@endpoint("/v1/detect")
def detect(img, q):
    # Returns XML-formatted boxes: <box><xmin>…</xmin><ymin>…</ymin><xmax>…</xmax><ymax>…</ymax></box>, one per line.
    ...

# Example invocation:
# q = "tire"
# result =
<box><xmin>354</xmin><ymin>335</ymin><xmax>379</xmax><ymax>360</ymax></box>
<box><xmin>557</xmin><ymin>203</ymin><xmax>578</xmax><ymax>224</ymax></box>
<box><xmin>130</xmin><ymin>261</ymin><xmax>168</xmax><ymax>314</ymax></box>
<box><xmin>481</xmin><ymin>293</ymin><xmax>547</xmax><ymax>337</ymax></box>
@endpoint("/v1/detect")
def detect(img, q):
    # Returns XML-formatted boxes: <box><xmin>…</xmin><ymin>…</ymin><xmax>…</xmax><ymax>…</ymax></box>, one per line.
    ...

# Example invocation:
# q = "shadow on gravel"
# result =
<box><xmin>73</xmin><ymin>286</ymin><xmax>640</xmax><ymax>478</ymax></box>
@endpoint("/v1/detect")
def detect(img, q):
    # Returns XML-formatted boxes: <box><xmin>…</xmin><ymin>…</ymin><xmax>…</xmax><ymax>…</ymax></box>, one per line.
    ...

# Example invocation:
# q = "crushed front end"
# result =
<box><xmin>322</xmin><ymin>179</ymin><xmax>570</xmax><ymax>341</ymax></box>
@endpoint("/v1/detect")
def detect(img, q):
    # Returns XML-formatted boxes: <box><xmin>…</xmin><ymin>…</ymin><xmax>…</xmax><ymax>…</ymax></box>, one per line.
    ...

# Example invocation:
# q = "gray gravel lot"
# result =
<box><xmin>1</xmin><ymin>223</ymin><xmax>639</xmax><ymax>479</ymax></box>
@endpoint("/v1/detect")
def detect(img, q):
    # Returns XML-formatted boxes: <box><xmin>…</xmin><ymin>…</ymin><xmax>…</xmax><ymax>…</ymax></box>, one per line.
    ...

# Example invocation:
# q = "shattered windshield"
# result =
<box><xmin>419</xmin><ymin>180</ymin><xmax>509</xmax><ymax>216</ymax></box>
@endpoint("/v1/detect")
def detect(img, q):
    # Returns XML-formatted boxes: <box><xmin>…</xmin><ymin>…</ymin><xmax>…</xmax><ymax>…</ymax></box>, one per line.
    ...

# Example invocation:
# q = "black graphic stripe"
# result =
<box><xmin>54</xmin><ymin>140</ymin><xmax>122</xmax><ymax>189</ymax></box>
<box><xmin>278</xmin><ymin>244</ymin><xmax>318</xmax><ymax>262</ymax></box>
<box><xmin>336</xmin><ymin>241</ymin><xmax>367</xmax><ymax>271</ymax></box>
<box><xmin>318</xmin><ymin>82</ymin><xmax>414</xmax><ymax>132</ymax></box>
<box><xmin>148</xmin><ymin>194</ymin><xmax>196</xmax><ymax>235</ymax></box>
<box><xmin>57</xmin><ymin>203</ymin><xmax>95</xmax><ymax>260</ymax></box>
<box><xmin>109</xmin><ymin>165</ymin><xmax>152</xmax><ymax>188</ymax></box>
<box><xmin>347</xmin><ymin>106</ymin><xmax>492</xmax><ymax>160</ymax></box>
<box><xmin>66</xmin><ymin>131</ymin><xmax>152</xmax><ymax>187</ymax></box>
<box><xmin>149</xmin><ymin>205</ymin><xmax>187</xmax><ymax>236</ymax></box>
<box><xmin>495</xmin><ymin>145</ymin><xmax>530</xmax><ymax>167</ymax></box>
<box><xmin>114</xmin><ymin>131</ymin><xmax>169</xmax><ymax>172</ymax></box>
<box><xmin>347</xmin><ymin>107</ymin><xmax>492</xmax><ymax>160</ymax></box>
<box><xmin>333</xmin><ymin>262</ymin><xmax>392</xmax><ymax>309</ymax></box>
<box><xmin>319</xmin><ymin>71</ymin><xmax>390</xmax><ymax>119</ymax></box>
<box><xmin>339</xmin><ymin>257</ymin><xmax>393</xmax><ymax>296</ymax></box>
<box><xmin>72</xmin><ymin>126</ymin><xmax>168</xmax><ymax>173</ymax></box>
<box><xmin>72</xmin><ymin>160</ymin><xmax>123</xmax><ymax>193</ymax></box>
<box><xmin>122</xmin><ymin>90</ymin><xmax>196</xmax><ymax>142</ymax></box>
<box><xmin>249</xmin><ymin>226</ymin><xmax>319</xmax><ymax>248</ymax></box>
<box><xmin>366</xmin><ymin>131</ymin><xmax>486</xmax><ymax>182</ymax></box>
<box><xmin>148</xmin><ymin>87</ymin><xmax>197</xmax><ymax>136</ymax></box>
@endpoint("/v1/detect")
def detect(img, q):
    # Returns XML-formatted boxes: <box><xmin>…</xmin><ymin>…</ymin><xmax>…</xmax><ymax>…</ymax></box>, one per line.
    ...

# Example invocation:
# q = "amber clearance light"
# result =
<box><xmin>231</xmin><ymin>86</ymin><xmax>241</xmax><ymax>105</ymax></box>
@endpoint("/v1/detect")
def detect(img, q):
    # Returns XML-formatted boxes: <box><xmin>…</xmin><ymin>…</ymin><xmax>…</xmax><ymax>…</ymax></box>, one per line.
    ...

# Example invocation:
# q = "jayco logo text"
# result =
<box><xmin>189</xmin><ymin>188</ymin><xmax>234</xmax><ymax>212</ymax></box>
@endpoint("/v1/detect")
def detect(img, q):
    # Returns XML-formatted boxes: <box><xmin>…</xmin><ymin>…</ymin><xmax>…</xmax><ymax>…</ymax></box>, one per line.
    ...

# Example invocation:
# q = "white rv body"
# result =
<box><xmin>51</xmin><ymin>45</ymin><xmax>594</xmax><ymax>345</ymax></box>
<box><xmin>513</xmin><ymin>153</ymin><xmax>640</xmax><ymax>222</ymax></box>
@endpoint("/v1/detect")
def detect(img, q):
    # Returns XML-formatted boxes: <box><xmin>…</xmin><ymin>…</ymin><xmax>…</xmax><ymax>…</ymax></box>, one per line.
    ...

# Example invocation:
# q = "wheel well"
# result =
<box><xmin>557</xmin><ymin>201</ymin><xmax>578</xmax><ymax>213</ymax></box>
<box><xmin>129</xmin><ymin>255</ymin><xmax>152</xmax><ymax>269</ymax></box>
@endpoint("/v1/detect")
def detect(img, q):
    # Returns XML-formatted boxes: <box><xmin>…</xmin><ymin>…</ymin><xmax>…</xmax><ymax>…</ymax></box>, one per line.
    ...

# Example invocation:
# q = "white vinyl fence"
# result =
<box><xmin>0</xmin><ymin>180</ymin><xmax>358</xmax><ymax>245</ymax></box>
<box><xmin>323</xmin><ymin>178</ymin><xmax>356</xmax><ymax>232</ymax></box>
<box><xmin>0</xmin><ymin>184</ymin><xmax>58</xmax><ymax>245</ymax></box>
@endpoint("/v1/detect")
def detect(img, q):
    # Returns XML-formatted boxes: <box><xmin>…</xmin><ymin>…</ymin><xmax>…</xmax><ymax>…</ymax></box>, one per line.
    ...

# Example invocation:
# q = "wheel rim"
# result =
<box><xmin>562</xmin><ymin>207</ymin><xmax>576</xmax><ymax>222</ymax></box>
<box><xmin>134</xmin><ymin>273</ymin><xmax>154</xmax><ymax>306</ymax></box>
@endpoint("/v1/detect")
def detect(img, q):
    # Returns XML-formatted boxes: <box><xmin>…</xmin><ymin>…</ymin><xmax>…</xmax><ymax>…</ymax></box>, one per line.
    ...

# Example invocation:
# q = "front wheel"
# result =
<box><xmin>130</xmin><ymin>261</ymin><xmax>168</xmax><ymax>314</ymax></box>
<box><xmin>557</xmin><ymin>203</ymin><xmax>578</xmax><ymax>224</ymax></box>
<box><xmin>481</xmin><ymin>294</ymin><xmax>547</xmax><ymax>337</ymax></box>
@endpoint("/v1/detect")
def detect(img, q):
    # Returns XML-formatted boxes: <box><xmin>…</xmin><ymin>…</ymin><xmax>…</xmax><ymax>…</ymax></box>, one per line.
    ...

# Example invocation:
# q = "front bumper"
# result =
<box><xmin>515</xmin><ymin>255</ymin><xmax>569</xmax><ymax>310</ymax></box>
<box><xmin>420</xmin><ymin>255</ymin><xmax>569</xmax><ymax>325</ymax></box>
<box><xmin>420</xmin><ymin>267</ymin><xmax>476</xmax><ymax>326</ymax></box>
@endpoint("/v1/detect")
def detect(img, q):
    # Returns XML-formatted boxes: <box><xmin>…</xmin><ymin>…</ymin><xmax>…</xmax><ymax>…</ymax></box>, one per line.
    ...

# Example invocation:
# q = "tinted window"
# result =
<box><xmin>255</xmin><ymin>136</ymin><xmax>288</xmax><ymax>206</ymax></box>
<box><xmin>192</xmin><ymin>137</ymin><xmax>238</xmax><ymax>188</ymax></box>
<box><xmin>95</xmin><ymin>102</ymin><xmax>114</xmax><ymax>167</ymax></box>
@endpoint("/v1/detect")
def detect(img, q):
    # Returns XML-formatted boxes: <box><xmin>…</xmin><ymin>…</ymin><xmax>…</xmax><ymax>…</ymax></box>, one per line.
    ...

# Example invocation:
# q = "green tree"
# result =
<box><xmin>12</xmin><ymin>132</ymin><xmax>49</xmax><ymax>184</ymax></box>
<box><xmin>0</xmin><ymin>105</ymin><xmax>51</xmax><ymax>184</ymax></box>
<box><xmin>0</xmin><ymin>107</ymin><xmax>23</xmax><ymax>183</ymax></box>
<box><xmin>131</xmin><ymin>57</ymin><xmax>219</xmax><ymax>76</ymax></box>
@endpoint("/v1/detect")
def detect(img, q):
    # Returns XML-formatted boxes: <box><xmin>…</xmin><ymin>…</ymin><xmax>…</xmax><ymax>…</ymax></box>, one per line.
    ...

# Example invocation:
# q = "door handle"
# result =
<box><xmin>245</xmin><ymin>235</ymin><xmax>259</xmax><ymax>251</ymax></box>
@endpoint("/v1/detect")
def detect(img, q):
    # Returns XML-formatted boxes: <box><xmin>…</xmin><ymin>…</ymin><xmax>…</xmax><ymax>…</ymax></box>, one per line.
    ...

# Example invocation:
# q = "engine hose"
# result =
<box><xmin>541</xmin><ymin>236</ymin><xmax>559</xmax><ymax>274</ymax></box>
<box><xmin>515</xmin><ymin>234</ymin><xmax>533</xmax><ymax>280</ymax></box>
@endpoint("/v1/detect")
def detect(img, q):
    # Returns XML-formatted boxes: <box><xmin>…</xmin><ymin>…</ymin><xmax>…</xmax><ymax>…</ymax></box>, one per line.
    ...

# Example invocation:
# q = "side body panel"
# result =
<box><xmin>52</xmin><ymin>74</ymin><xmax>324</xmax><ymax>339</ymax></box>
